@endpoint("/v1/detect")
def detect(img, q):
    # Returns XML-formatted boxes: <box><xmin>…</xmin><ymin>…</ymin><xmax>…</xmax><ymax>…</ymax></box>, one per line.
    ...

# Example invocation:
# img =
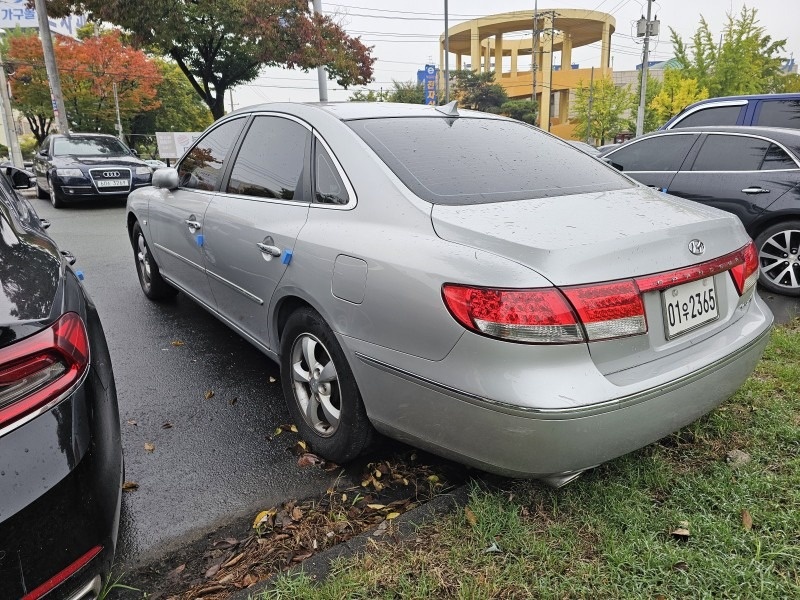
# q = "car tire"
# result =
<box><xmin>754</xmin><ymin>220</ymin><xmax>800</xmax><ymax>297</ymax></box>
<box><xmin>47</xmin><ymin>176</ymin><xmax>65</xmax><ymax>209</ymax></box>
<box><xmin>131</xmin><ymin>221</ymin><xmax>177</xmax><ymax>301</ymax></box>
<box><xmin>280</xmin><ymin>308</ymin><xmax>374</xmax><ymax>464</ymax></box>
<box><xmin>36</xmin><ymin>182</ymin><xmax>48</xmax><ymax>199</ymax></box>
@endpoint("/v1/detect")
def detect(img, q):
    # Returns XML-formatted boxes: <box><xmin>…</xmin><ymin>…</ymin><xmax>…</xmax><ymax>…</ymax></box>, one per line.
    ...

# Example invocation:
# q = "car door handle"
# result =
<box><xmin>256</xmin><ymin>242</ymin><xmax>281</xmax><ymax>257</ymax></box>
<box><xmin>741</xmin><ymin>187</ymin><xmax>770</xmax><ymax>194</ymax></box>
<box><xmin>185</xmin><ymin>219</ymin><xmax>201</xmax><ymax>231</ymax></box>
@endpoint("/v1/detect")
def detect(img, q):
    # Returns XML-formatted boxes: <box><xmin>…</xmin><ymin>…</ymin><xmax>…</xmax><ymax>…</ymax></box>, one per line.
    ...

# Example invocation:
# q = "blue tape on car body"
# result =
<box><xmin>282</xmin><ymin>249</ymin><xmax>293</xmax><ymax>265</ymax></box>
<box><xmin>196</xmin><ymin>234</ymin><xmax>204</xmax><ymax>247</ymax></box>
<box><xmin>75</xmin><ymin>270</ymin><xmax>85</xmax><ymax>281</ymax></box>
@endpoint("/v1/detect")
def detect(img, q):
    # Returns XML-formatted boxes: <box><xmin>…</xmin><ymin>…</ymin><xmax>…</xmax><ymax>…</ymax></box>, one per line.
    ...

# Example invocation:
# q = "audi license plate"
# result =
<box><xmin>96</xmin><ymin>179</ymin><xmax>128</xmax><ymax>188</ymax></box>
<box><xmin>662</xmin><ymin>277</ymin><xmax>718</xmax><ymax>339</ymax></box>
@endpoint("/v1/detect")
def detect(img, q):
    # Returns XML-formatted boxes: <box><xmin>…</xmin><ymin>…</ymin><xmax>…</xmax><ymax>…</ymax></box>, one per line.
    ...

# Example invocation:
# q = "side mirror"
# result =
<box><xmin>152</xmin><ymin>167</ymin><xmax>179</xmax><ymax>190</ymax></box>
<box><xmin>131</xmin><ymin>149</ymin><xmax>139</xmax><ymax>157</ymax></box>
<box><xmin>602</xmin><ymin>157</ymin><xmax>623</xmax><ymax>171</ymax></box>
<box><xmin>6</xmin><ymin>166</ymin><xmax>35</xmax><ymax>189</ymax></box>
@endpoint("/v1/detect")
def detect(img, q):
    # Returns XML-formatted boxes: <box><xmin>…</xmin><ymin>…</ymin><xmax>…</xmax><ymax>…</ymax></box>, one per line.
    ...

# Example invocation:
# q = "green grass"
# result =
<box><xmin>263</xmin><ymin>322</ymin><xmax>800</xmax><ymax>599</ymax></box>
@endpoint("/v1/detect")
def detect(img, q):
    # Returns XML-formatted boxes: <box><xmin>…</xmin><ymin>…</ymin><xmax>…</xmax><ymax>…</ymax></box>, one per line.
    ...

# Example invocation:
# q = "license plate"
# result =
<box><xmin>662</xmin><ymin>277</ymin><xmax>718</xmax><ymax>339</ymax></box>
<box><xmin>96</xmin><ymin>179</ymin><xmax>128</xmax><ymax>188</ymax></box>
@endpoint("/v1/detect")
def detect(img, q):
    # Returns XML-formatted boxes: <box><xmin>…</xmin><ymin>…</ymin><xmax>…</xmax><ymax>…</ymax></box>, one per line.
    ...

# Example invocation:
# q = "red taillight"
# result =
<box><xmin>441</xmin><ymin>284</ymin><xmax>583</xmax><ymax>343</ymax></box>
<box><xmin>0</xmin><ymin>312</ymin><xmax>90</xmax><ymax>432</ymax></box>
<box><xmin>729</xmin><ymin>241</ymin><xmax>759</xmax><ymax>295</ymax></box>
<box><xmin>562</xmin><ymin>280</ymin><xmax>647</xmax><ymax>341</ymax></box>
<box><xmin>21</xmin><ymin>544</ymin><xmax>102</xmax><ymax>600</ymax></box>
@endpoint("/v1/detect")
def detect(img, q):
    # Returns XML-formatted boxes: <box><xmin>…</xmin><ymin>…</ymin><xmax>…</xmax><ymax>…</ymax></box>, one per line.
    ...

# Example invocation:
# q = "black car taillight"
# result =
<box><xmin>0</xmin><ymin>312</ymin><xmax>90</xmax><ymax>432</ymax></box>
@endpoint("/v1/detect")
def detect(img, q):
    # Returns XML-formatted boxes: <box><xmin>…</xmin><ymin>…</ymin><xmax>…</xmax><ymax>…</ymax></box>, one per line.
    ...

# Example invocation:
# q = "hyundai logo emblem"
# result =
<box><xmin>103</xmin><ymin>171</ymin><xmax>121</xmax><ymax>178</ymax></box>
<box><xmin>688</xmin><ymin>239</ymin><xmax>705</xmax><ymax>255</ymax></box>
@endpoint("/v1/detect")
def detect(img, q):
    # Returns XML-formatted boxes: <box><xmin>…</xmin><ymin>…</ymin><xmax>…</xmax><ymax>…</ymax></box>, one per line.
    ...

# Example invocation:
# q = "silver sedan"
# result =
<box><xmin>126</xmin><ymin>102</ymin><xmax>772</xmax><ymax>484</ymax></box>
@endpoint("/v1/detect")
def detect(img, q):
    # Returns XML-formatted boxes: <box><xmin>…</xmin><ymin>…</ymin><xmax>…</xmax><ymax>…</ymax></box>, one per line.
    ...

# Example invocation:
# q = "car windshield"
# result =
<box><xmin>346</xmin><ymin>116</ymin><xmax>633</xmax><ymax>205</ymax></box>
<box><xmin>53</xmin><ymin>137</ymin><xmax>130</xmax><ymax>157</ymax></box>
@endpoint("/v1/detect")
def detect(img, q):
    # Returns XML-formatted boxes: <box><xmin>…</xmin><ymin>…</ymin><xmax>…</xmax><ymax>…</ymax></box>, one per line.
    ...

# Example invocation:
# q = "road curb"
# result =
<box><xmin>228</xmin><ymin>483</ymin><xmax>471</xmax><ymax>599</ymax></box>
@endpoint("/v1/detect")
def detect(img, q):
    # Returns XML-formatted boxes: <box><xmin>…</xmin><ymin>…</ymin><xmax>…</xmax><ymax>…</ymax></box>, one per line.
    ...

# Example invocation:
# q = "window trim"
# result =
<box><xmin>310</xmin><ymin>131</ymin><xmax>357</xmax><ymax>210</ymax></box>
<box><xmin>684</xmin><ymin>131</ymin><xmax>800</xmax><ymax>173</ymax></box>
<box><xmin>666</xmin><ymin>100</ymin><xmax>747</xmax><ymax>130</ymax></box>
<box><xmin>604</xmin><ymin>132</ymin><xmax>700</xmax><ymax>173</ymax></box>
<box><xmin>218</xmin><ymin>112</ymin><xmax>314</xmax><ymax>205</ymax></box>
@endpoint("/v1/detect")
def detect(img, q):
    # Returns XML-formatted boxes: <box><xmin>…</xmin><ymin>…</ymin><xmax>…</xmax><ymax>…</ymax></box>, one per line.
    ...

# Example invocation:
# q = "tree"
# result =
<box><xmin>628</xmin><ymin>73</ymin><xmax>663</xmax><ymax>133</ymax></box>
<box><xmin>649</xmin><ymin>69</ymin><xmax>709</xmax><ymax>123</ymax></box>
<box><xmin>3</xmin><ymin>30</ymin><xmax>54</xmax><ymax>142</ymax></box>
<box><xmin>499</xmin><ymin>99</ymin><xmax>537</xmax><ymax>125</ymax></box>
<box><xmin>349</xmin><ymin>89</ymin><xmax>389</xmax><ymax>102</ymax></box>
<box><xmin>671</xmin><ymin>6</ymin><xmax>786</xmax><ymax>97</ymax></box>
<box><xmin>451</xmin><ymin>70</ymin><xmax>508</xmax><ymax>112</ymax></box>
<box><xmin>349</xmin><ymin>81</ymin><xmax>426</xmax><ymax>104</ymax></box>
<box><xmin>129</xmin><ymin>59</ymin><xmax>213</xmax><ymax>152</ymax></box>
<box><xmin>6</xmin><ymin>30</ymin><xmax>161</xmax><ymax>140</ymax></box>
<box><xmin>571</xmin><ymin>77</ymin><xmax>633</xmax><ymax>145</ymax></box>
<box><xmin>49</xmin><ymin>0</ymin><xmax>375</xmax><ymax>120</ymax></box>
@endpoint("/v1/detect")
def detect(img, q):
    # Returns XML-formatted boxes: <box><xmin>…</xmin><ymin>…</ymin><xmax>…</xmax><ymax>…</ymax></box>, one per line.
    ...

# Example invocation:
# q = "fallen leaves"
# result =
<box><xmin>126</xmin><ymin>419</ymin><xmax>138</xmax><ymax>426</ymax></box>
<box><xmin>742</xmin><ymin>509</ymin><xmax>753</xmax><ymax>531</ymax></box>
<box><xmin>144</xmin><ymin>442</ymin><xmax>155</xmax><ymax>453</ymax></box>
<box><xmin>726</xmin><ymin>449</ymin><xmax>752</xmax><ymax>468</ymax></box>
<box><xmin>465</xmin><ymin>506</ymin><xmax>478</xmax><ymax>527</ymax></box>
<box><xmin>162</xmin><ymin>422</ymin><xmax>173</xmax><ymax>429</ymax></box>
<box><xmin>122</xmin><ymin>481</ymin><xmax>139</xmax><ymax>492</ymax></box>
<box><xmin>171</xmin><ymin>340</ymin><xmax>185</xmax><ymax>346</ymax></box>
<box><xmin>273</xmin><ymin>423</ymin><xmax>298</xmax><ymax>436</ymax></box>
<box><xmin>670</xmin><ymin>520</ymin><xmax>691</xmax><ymax>540</ymax></box>
<box><xmin>297</xmin><ymin>453</ymin><xmax>324</xmax><ymax>468</ymax></box>
<box><xmin>204</xmin><ymin>390</ymin><xmax>215</xmax><ymax>400</ymax></box>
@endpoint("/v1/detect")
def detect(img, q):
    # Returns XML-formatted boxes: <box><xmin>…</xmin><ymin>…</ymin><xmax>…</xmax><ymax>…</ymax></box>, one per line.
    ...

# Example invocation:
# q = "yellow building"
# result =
<box><xmin>440</xmin><ymin>9</ymin><xmax>615</xmax><ymax>140</ymax></box>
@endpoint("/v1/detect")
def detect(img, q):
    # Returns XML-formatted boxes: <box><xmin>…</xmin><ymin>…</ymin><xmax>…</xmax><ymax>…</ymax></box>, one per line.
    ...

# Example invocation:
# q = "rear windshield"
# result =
<box><xmin>53</xmin><ymin>137</ymin><xmax>130</xmax><ymax>156</ymax></box>
<box><xmin>346</xmin><ymin>116</ymin><xmax>633</xmax><ymax>205</ymax></box>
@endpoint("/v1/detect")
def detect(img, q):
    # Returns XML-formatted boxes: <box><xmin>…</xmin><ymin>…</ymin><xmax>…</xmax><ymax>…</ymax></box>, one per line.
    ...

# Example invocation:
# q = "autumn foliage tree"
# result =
<box><xmin>7</xmin><ymin>30</ymin><xmax>161</xmax><ymax>140</ymax></box>
<box><xmin>48</xmin><ymin>0</ymin><xmax>376</xmax><ymax>119</ymax></box>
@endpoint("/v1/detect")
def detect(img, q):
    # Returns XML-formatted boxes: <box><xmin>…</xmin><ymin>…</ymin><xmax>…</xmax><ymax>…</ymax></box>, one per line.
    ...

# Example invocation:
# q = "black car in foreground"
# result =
<box><xmin>601</xmin><ymin>126</ymin><xmax>800</xmax><ymax>296</ymax></box>
<box><xmin>0</xmin><ymin>169</ymin><xmax>123</xmax><ymax>598</ymax></box>
<box><xmin>33</xmin><ymin>133</ymin><xmax>152</xmax><ymax>208</ymax></box>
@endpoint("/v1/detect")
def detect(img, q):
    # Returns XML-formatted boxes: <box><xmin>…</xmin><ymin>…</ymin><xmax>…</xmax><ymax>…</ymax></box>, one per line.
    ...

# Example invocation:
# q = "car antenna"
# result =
<box><xmin>435</xmin><ymin>101</ymin><xmax>459</xmax><ymax>117</ymax></box>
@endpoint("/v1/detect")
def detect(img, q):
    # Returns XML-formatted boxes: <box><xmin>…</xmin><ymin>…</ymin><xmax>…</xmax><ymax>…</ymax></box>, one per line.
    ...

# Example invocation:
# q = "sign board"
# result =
<box><xmin>419</xmin><ymin>64</ymin><xmax>437</xmax><ymax>105</ymax></box>
<box><xmin>0</xmin><ymin>1</ymin><xmax>86</xmax><ymax>38</ymax></box>
<box><xmin>155</xmin><ymin>132</ymin><xmax>201</xmax><ymax>159</ymax></box>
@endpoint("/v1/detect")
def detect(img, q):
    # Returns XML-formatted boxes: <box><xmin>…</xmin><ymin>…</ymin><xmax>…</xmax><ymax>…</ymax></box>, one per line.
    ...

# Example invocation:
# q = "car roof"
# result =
<box><xmin>225</xmin><ymin>101</ymin><xmax>501</xmax><ymax>122</ymax></box>
<box><xmin>634</xmin><ymin>125</ymin><xmax>800</xmax><ymax>140</ymax></box>
<box><xmin>682</xmin><ymin>92</ymin><xmax>800</xmax><ymax>104</ymax></box>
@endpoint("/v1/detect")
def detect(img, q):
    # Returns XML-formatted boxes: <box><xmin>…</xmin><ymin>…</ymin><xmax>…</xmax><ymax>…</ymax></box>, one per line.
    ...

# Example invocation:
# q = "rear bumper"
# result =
<box><xmin>348</xmin><ymin>294</ymin><xmax>773</xmax><ymax>478</ymax></box>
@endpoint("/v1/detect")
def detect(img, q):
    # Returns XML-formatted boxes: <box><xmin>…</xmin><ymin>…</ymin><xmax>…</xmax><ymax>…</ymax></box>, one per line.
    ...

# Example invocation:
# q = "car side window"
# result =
<box><xmin>607</xmin><ymin>135</ymin><xmax>696</xmax><ymax>172</ymax></box>
<box><xmin>178</xmin><ymin>117</ymin><xmax>245</xmax><ymax>191</ymax></box>
<box><xmin>673</xmin><ymin>105</ymin><xmax>743</xmax><ymax>128</ymax></box>
<box><xmin>761</xmin><ymin>143</ymin><xmax>798</xmax><ymax>170</ymax></box>
<box><xmin>314</xmin><ymin>143</ymin><xmax>349</xmax><ymax>205</ymax></box>
<box><xmin>692</xmin><ymin>135</ymin><xmax>770</xmax><ymax>171</ymax></box>
<box><xmin>227</xmin><ymin>116</ymin><xmax>311</xmax><ymax>201</ymax></box>
<box><xmin>756</xmin><ymin>100</ymin><xmax>800</xmax><ymax>129</ymax></box>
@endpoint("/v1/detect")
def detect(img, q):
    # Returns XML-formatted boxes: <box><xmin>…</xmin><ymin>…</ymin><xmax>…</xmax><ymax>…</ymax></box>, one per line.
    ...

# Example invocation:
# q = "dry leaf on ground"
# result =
<box><xmin>204</xmin><ymin>390</ymin><xmax>215</xmax><ymax>400</ymax></box>
<box><xmin>122</xmin><ymin>481</ymin><xmax>139</xmax><ymax>492</ymax></box>
<box><xmin>742</xmin><ymin>509</ymin><xmax>753</xmax><ymax>531</ymax></box>
<box><xmin>144</xmin><ymin>442</ymin><xmax>155</xmax><ymax>452</ymax></box>
<box><xmin>465</xmin><ymin>506</ymin><xmax>478</xmax><ymax>527</ymax></box>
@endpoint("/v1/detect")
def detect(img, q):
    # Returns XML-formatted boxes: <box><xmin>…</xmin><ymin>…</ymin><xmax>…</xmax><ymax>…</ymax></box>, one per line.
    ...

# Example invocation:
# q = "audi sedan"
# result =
<box><xmin>601</xmin><ymin>126</ymin><xmax>800</xmax><ymax>296</ymax></box>
<box><xmin>126</xmin><ymin>102</ymin><xmax>772</xmax><ymax>484</ymax></box>
<box><xmin>0</xmin><ymin>169</ymin><xmax>123</xmax><ymax>597</ymax></box>
<box><xmin>33</xmin><ymin>133</ymin><xmax>152</xmax><ymax>208</ymax></box>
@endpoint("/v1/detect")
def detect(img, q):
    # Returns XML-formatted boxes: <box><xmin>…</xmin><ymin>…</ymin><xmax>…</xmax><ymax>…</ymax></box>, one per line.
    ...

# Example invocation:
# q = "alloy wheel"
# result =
<box><xmin>290</xmin><ymin>333</ymin><xmax>340</xmax><ymax>437</ymax></box>
<box><xmin>758</xmin><ymin>228</ymin><xmax>800</xmax><ymax>291</ymax></box>
<box><xmin>136</xmin><ymin>233</ymin><xmax>153</xmax><ymax>288</ymax></box>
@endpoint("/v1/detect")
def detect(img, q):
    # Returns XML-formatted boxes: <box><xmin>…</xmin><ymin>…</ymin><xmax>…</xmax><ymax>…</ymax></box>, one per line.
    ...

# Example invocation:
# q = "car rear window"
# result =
<box><xmin>346</xmin><ymin>117</ymin><xmax>633</xmax><ymax>205</ymax></box>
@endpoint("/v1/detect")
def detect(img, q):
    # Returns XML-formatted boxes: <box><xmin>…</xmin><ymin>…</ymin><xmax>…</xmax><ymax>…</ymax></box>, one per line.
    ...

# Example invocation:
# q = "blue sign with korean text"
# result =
<box><xmin>422</xmin><ymin>64</ymin><xmax>437</xmax><ymax>105</ymax></box>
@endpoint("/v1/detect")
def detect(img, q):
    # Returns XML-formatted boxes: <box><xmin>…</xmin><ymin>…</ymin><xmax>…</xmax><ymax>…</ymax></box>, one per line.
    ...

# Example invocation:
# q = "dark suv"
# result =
<box><xmin>33</xmin><ymin>133</ymin><xmax>152</xmax><ymax>208</ymax></box>
<box><xmin>662</xmin><ymin>93</ymin><xmax>800</xmax><ymax>130</ymax></box>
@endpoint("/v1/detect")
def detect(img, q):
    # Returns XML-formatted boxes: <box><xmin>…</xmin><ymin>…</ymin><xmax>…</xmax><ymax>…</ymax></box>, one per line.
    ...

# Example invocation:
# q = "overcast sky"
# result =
<box><xmin>232</xmin><ymin>0</ymin><xmax>799</xmax><ymax>107</ymax></box>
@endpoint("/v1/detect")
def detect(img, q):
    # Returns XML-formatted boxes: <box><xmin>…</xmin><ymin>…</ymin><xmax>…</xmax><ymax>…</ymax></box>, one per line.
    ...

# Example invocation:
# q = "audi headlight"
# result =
<box><xmin>135</xmin><ymin>166</ymin><xmax>152</xmax><ymax>175</ymax></box>
<box><xmin>56</xmin><ymin>168</ymin><xmax>84</xmax><ymax>178</ymax></box>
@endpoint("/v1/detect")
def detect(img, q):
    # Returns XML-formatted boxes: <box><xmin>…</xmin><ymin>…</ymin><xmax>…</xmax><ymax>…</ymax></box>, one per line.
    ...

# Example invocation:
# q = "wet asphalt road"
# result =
<box><xmin>30</xmin><ymin>195</ymin><xmax>345</xmax><ymax>568</ymax></box>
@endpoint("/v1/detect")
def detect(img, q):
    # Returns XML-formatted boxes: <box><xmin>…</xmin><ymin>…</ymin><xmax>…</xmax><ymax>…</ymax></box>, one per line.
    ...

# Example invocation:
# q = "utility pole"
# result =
<box><xmin>635</xmin><ymin>0</ymin><xmax>658</xmax><ymax>137</ymax></box>
<box><xmin>0</xmin><ymin>33</ymin><xmax>23</xmax><ymax>167</ymax></box>
<box><xmin>547</xmin><ymin>10</ymin><xmax>554</xmax><ymax>132</ymax></box>
<box><xmin>35</xmin><ymin>0</ymin><xmax>69</xmax><ymax>133</ymax></box>
<box><xmin>444</xmin><ymin>0</ymin><xmax>449</xmax><ymax>103</ymax></box>
<box><xmin>532</xmin><ymin>0</ymin><xmax>538</xmax><ymax>118</ymax></box>
<box><xmin>312</xmin><ymin>0</ymin><xmax>328</xmax><ymax>102</ymax></box>
<box><xmin>112</xmin><ymin>82</ymin><xmax>123</xmax><ymax>140</ymax></box>
<box><xmin>586</xmin><ymin>66</ymin><xmax>595</xmax><ymax>144</ymax></box>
